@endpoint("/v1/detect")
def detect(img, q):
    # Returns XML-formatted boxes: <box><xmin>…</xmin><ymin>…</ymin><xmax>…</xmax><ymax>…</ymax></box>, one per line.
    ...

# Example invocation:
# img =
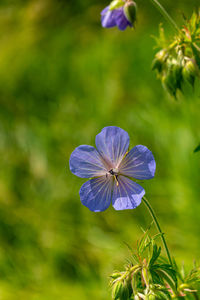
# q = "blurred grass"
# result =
<box><xmin>0</xmin><ymin>0</ymin><xmax>199</xmax><ymax>299</ymax></box>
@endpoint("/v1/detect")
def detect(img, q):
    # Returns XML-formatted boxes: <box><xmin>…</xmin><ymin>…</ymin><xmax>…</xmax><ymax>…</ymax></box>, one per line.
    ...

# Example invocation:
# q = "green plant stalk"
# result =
<box><xmin>149</xmin><ymin>0</ymin><xmax>180</xmax><ymax>33</ymax></box>
<box><xmin>142</xmin><ymin>196</ymin><xmax>173</xmax><ymax>266</ymax></box>
<box><xmin>191</xmin><ymin>290</ymin><xmax>199</xmax><ymax>300</ymax></box>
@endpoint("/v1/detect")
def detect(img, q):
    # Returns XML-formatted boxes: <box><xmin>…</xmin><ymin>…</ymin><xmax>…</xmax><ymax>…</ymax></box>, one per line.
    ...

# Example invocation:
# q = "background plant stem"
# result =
<box><xmin>150</xmin><ymin>0</ymin><xmax>180</xmax><ymax>33</ymax></box>
<box><xmin>142</xmin><ymin>196</ymin><xmax>173</xmax><ymax>266</ymax></box>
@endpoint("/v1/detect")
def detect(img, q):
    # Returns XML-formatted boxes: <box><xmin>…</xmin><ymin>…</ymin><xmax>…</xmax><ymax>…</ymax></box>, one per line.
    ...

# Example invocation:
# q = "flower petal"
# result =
<box><xmin>119</xmin><ymin>145</ymin><xmax>156</xmax><ymax>179</ymax></box>
<box><xmin>112</xmin><ymin>176</ymin><xmax>145</xmax><ymax>210</ymax></box>
<box><xmin>101</xmin><ymin>6</ymin><xmax>117</xmax><ymax>28</ymax></box>
<box><xmin>114</xmin><ymin>8</ymin><xmax>132</xmax><ymax>31</ymax></box>
<box><xmin>95</xmin><ymin>126</ymin><xmax>130</xmax><ymax>168</ymax></box>
<box><xmin>79</xmin><ymin>176</ymin><xmax>113</xmax><ymax>212</ymax></box>
<box><xmin>69</xmin><ymin>145</ymin><xmax>107</xmax><ymax>178</ymax></box>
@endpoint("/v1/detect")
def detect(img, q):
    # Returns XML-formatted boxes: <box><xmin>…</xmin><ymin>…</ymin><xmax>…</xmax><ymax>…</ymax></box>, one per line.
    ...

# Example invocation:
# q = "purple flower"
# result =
<box><xmin>101</xmin><ymin>0</ymin><xmax>137</xmax><ymax>31</ymax></box>
<box><xmin>69</xmin><ymin>126</ymin><xmax>156</xmax><ymax>212</ymax></box>
<box><xmin>101</xmin><ymin>6</ymin><xmax>132</xmax><ymax>31</ymax></box>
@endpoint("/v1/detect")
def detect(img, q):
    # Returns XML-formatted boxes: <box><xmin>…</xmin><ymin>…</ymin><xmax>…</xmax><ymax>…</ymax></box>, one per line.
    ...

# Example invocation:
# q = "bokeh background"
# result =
<box><xmin>0</xmin><ymin>0</ymin><xmax>200</xmax><ymax>299</ymax></box>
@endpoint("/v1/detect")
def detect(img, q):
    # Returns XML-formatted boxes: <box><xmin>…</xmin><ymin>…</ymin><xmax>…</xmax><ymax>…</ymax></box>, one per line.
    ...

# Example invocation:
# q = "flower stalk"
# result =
<box><xmin>149</xmin><ymin>0</ymin><xmax>180</xmax><ymax>33</ymax></box>
<box><xmin>142</xmin><ymin>196</ymin><xmax>173</xmax><ymax>266</ymax></box>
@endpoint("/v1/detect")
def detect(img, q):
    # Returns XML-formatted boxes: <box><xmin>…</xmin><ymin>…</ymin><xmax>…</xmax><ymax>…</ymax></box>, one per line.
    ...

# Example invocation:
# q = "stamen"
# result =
<box><xmin>114</xmin><ymin>175</ymin><xmax>119</xmax><ymax>187</ymax></box>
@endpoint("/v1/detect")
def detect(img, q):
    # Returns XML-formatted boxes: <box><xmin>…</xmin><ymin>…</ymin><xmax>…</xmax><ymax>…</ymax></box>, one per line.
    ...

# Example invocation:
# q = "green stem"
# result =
<box><xmin>192</xmin><ymin>291</ymin><xmax>199</xmax><ymax>300</ymax></box>
<box><xmin>150</xmin><ymin>0</ymin><xmax>180</xmax><ymax>33</ymax></box>
<box><xmin>142</xmin><ymin>196</ymin><xmax>173</xmax><ymax>266</ymax></box>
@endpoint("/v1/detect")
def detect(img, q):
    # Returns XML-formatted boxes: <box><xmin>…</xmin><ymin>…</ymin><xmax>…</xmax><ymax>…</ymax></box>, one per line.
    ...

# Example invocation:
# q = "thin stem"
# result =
<box><xmin>150</xmin><ymin>0</ymin><xmax>180</xmax><ymax>33</ymax></box>
<box><xmin>192</xmin><ymin>291</ymin><xmax>199</xmax><ymax>300</ymax></box>
<box><xmin>142</xmin><ymin>196</ymin><xmax>173</xmax><ymax>266</ymax></box>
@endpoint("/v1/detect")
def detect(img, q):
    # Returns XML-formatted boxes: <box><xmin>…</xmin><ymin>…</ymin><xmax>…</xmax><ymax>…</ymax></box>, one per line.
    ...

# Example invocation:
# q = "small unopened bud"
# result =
<box><xmin>162</xmin><ymin>63</ymin><xmax>176</xmax><ymax>97</ymax></box>
<box><xmin>152</xmin><ymin>49</ymin><xmax>168</xmax><ymax>73</ymax></box>
<box><xmin>123</xmin><ymin>1</ymin><xmax>137</xmax><ymax>25</ymax></box>
<box><xmin>162</xmin><ymin>57</ymin><xmax>183</xmax><ymax>97</ymax></box>
<box><xmin>148</xmin><ymin>294</ymin><xmax>156</xmax><ymax>300</ymax></box>
<box><xmin>182</xmin><ymin>59</ymin><xmax>197</xmax><ymax>87</ymax></box>
<box><xmin>156</xmin><ymin>49</ymin><xmax>168</xmax><ymax>62</ymax></box>
<box><xmin>171</xmin><ymin>58</ymin><xmax>183</xmax><ymax>90</ymax></box>
<box><xmin>110</xmin><ymin>272</ymin><xmax>122</xmax><ymax>279</ymax></box>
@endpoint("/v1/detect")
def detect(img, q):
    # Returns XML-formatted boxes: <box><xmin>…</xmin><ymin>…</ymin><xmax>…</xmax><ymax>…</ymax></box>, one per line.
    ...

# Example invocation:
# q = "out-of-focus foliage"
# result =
<box><xmin>0</xmin><ymin>0</ymin><xmax>199</xmax><ymax>299</ymax></box>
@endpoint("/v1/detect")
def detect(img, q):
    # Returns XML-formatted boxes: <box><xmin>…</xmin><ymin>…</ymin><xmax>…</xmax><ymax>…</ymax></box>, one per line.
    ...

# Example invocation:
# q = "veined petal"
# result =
<box><xmin>79</xmin><ymin>176</ymin><xmax>113</xmax><ymax>212</ymax></box>
<box><xmin>95</xmin><ymin>126</ymin><xmax>130</xmax><ymax>168</ymax></box>
<box><xmin>119</xmin><ymin>145</ymin><xmax>156</xmax><ymax>180</ymax></box>
<box><xmin>101</xmin><ymin>6</ymin><xmax>117</xmax><ymax>28</ymax></box>
<box><xmin>69</xmin><ymin>145</ymin><xmax>107</xmax><ymax>178</ymax></box>
<box><xmin>114</xmin><ymin>8</ymin><xmax>132</xmax><ymax>30</ymax></box>
<box><xmin>112</xmin><ymin>176</ymin><xmax>145</xmax><ymax>210</ymax></box>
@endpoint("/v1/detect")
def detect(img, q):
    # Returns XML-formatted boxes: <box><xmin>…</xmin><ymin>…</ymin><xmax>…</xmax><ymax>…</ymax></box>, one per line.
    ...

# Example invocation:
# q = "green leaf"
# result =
<box><xmin>149</xmin><ymin>245</ymin><xmax>161</xmax><ymax>267</ymax></box>
<box><xmin>191</xmin><ymin>43</ymin><xmax>200</xmax><ymax>69</ymax></box>
<box><xmin>123</xmin><ymin>241</ymin><xmax>139</xmax><ymax>263</ymax></box>
<box><xmin>190</xmin><ymin>11</ymin><xmax>198</xmax><ymax>32</ymax></box>
<box><xmin>156</xmin><ymin>290</ymin><xmax>170</xmax><ymax>300</ymax></box>
<box><xmin>112</xmin><ymin>281</ymin><xmax>123</xmax><ymax>300</ymax></box>
<box><xmin>137</xmin><ymin>233</ymin><xmax>146</xmax><ymax>255</ymax></box>
<box><xmin>120</xmin><ymin>282</ymin><xmax>129</xmax><ymax>300</ymax></box>
<box><xmin>156</xmin><ymin>269</ymin><xmax>177</xmax><ymax>293</ymax></box>
<box><xmin>151</xmin><ymin>270</ymin><xmax>164</xmax><ymax>285</ymax></box>
<box><xmin>160</xmin><ymin>264</ymin><xmax>177</xmax><ymax>285</ymax></box>
<box><xmin>184</xmin><ymin>266</ymin><xmax>200</xmax><ymax>284</ymax></box>
<box><xmin>151</xmin><ymin>263</ymin><xmax>177</xmax><ymax>293</ymax></box>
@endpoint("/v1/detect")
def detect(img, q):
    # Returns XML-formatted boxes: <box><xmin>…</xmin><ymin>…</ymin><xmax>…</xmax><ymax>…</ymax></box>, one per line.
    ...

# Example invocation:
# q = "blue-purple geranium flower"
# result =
<box><xmin>69</xmin><ymin>126</ymin><xmax>156</xmax><ymax>212</ymax></box>
<box><xmin>101</xmin><ymin>0</ymin><xmax>137</xmax><ymax>31</ymax></box>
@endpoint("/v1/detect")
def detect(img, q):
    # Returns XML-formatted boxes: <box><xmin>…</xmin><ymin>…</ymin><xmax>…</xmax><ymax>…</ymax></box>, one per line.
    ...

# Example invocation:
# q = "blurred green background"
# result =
<box><xmin>0</xmin><ymin>0</ymin><xmax>199</xmax><ymax>299</ymax></box>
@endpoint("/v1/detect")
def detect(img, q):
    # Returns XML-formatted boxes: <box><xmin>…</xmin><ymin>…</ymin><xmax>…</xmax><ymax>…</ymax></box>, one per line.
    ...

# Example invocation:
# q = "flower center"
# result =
<box><xmin>109</xmin><ymin>168</ymin><xmax>119</xmax><ymax>175</ymax></box>
<box><xmin>108</xmin><ymin>168</ymin><xmax>119</xmax><ymax>186</ymax></box>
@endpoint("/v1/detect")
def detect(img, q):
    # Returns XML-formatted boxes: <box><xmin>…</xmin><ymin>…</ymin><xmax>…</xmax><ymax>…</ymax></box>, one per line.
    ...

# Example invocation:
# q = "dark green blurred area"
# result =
<box><xmin>0</xmin><ymin>0</ymin><xmax>199</xmax><ymax>299</ymax></box>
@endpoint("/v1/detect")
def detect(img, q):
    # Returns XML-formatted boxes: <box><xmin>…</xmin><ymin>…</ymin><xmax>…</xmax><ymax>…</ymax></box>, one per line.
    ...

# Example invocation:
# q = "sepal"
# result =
<box><xmin>123</xmin><ymin>1</ymin><xmax>137</xmax><ymax>25</ymax></box>
<box><xmin>109</xmin><ymin>0</ymin><xmax>124</xmax><ymax>10</ymax></box>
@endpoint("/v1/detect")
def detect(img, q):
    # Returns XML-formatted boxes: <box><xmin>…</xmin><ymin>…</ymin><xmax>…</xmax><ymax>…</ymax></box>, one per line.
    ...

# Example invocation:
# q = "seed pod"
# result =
<box><xmin>123</xmin><ymin>0</ymin><xmax>137</xmax><ymax>25</ymax></box>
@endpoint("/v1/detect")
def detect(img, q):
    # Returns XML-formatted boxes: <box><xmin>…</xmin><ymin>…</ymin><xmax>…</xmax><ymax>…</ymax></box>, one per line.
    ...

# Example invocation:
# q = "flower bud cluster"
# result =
<box><xmin>152</xmin><ymin>11</ymin><xmax>200</xmax><ymax>97</ymax></box>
